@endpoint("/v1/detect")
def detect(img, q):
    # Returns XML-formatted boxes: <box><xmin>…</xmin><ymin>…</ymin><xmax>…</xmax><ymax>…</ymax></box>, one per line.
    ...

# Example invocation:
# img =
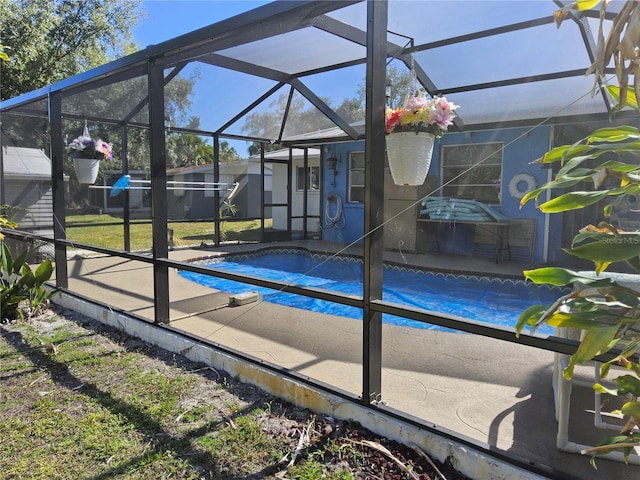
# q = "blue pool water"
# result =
<box><xmin>179</xmin><ymin>251</ymin><xmax>561</xmax><ymax>334</ymax></box>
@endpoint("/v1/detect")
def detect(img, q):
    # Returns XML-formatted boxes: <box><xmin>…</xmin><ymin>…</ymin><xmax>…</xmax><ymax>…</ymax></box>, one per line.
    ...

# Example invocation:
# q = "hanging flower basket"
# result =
<box><xmin>72</xmin><ymin>156</ymin><xmax>101</xmax><ymax>184</ymax></box>
<box><xmin>386</xmin><ymin>131</ymin><xmax>435</xmax><ymax>186</ymax></box>
<box><xmin>66</xmin><ymin>123</ymin><xmax>112</xmax><ymax>185</ymax></box>
<box><xmin>385</xmin><ymin>92</ymin><xmax>459</xmax><ymax>186</ymax></box>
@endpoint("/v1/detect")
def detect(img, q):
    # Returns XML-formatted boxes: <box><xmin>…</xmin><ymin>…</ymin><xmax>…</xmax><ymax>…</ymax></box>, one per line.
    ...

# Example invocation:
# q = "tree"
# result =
<box><xmin>0</xmin><ymin>43</ymin><xmax>8</xmax><ymax>62</ymax></box>
<box><xmin>0</xmin><ymin>0</ymin><xmax>145</xmax><ymax>100</ymax></box>
<box><xmin>242</xmin><ymin>91</ymin><xmax>366</xmax><ymax>156</ymax></box>
<box><xmin>166</xmin><ymin>116</ymin><xmax>240</xmax><ymax>168</ymax></box>
<box><xmin>240</xmin><ymin>64</ymin><xmax>417</xmax><ymax>156</ymax></box>
<box><xmin>354</xmin><ymin>63</ymin><xmax>412</xmax><ymax>110</ymax></box>
<box><xmin>219</xmin><ymin>140</ymin><xmax>240</xmax><ymax>163</ymax></box>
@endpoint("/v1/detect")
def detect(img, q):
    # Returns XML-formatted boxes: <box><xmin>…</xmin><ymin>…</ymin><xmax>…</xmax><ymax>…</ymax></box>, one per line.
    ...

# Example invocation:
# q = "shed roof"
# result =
<box><xmin>2</xmin><ymin>146</ymin><xmax>54</xmax><ymax>180</ymax></box>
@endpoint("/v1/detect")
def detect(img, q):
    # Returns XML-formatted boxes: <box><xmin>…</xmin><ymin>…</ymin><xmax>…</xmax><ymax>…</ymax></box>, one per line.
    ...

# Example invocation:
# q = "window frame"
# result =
<box><xmin>348</xmin><ymin>150</ymin><xmax>365</xmax><ymax>203</ymax></box>
<box><xmin>440</xmin><ymin>142</ymin><xmax>503</xmax><ymax>205</ymax></box>
<box><xmin>295</xmin><ymin>165</ymin><xmax>319</xmax><ymax>192</ymax></box>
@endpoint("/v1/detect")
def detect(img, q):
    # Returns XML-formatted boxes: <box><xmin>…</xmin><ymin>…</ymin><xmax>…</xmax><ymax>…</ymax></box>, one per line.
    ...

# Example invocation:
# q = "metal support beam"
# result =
<box><xmin>362</xmin><ymin>0</ymin><xmax>387</xmax><ymax>405</ymax></box>
<box><xmin>49</xmin><ymin>92</ymin><xmax>68</xmax><ymax>289</ymax></box>
<box><xmin>121</xmin><ymin>125</ymin><xmax>131</xmax><ymax>252</ymax></box>
<box><xmin>214</xmin><ymin>135</ymin><xmax>221</xmax><ymax>247</ymax></box>
<box><xmin>302</xmin><ymin>148</ymin><xmax>309</xmax><ymax>238</ymax></box>
<box><xmin>148</xmin><ymin>61</ymin><xmax>170</xmax><ymax>324</ymax></box>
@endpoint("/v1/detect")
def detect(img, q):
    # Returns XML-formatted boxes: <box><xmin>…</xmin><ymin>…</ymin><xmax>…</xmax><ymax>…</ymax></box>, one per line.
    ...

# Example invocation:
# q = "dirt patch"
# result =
<box><xmin>1</xmin><ymin>305</ymin><xmax>472</xmax><ymax>479</ymax></box>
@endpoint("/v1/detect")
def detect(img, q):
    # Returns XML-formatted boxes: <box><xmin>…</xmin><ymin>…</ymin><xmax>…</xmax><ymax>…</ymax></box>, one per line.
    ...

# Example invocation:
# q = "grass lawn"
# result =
<box><xmin>0</xmin><ymin>309</ymin><xmax>458</xmax><ymax>479</ymax></box>
<box><xmin>65</xmin><ymin>214</ymin><xmax>266</xmax><ymax>251</ymax></box>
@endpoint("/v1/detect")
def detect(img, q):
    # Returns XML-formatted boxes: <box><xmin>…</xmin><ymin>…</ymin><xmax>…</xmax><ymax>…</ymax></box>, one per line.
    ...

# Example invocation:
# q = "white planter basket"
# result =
<box><xmin>73</xmin><ymin>158</ymin><xmax>100</xmax><ymax>184</ymax></box>
<box><xmin>386</xmin><ymin>131</ymin><xmax>435</xmax><ymax>186</ymax></box>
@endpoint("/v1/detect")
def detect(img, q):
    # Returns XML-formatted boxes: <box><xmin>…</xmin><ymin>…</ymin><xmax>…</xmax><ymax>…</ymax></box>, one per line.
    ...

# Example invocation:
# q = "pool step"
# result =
<box><xmin>228</xmin><ymin>292</ymin><xmax>262</xmax><ymax>306</ymax></box>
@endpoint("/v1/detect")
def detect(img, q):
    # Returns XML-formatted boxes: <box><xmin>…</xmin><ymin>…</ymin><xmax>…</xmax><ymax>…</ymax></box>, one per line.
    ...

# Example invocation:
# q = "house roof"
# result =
<box><xmin>166</xmin><ymin>159</ymin><xmax>258</xmax><ymax>176</ymax></box>
<box><xmin>249</xmin><ymin>147</ymin><xmax>320</xmax><ymax>160</ymax></box>
<box><xmin>2</xmin><ymin>146</ymin><xmax>54</xmax><ymax>180</ymax></box>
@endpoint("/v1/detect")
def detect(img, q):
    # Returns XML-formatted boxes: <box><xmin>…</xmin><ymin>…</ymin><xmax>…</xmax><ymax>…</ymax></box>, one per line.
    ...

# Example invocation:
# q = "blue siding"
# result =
<box><xmin>321</xmin><ymin>126</ymin><xmax>559</xmax><ymax>263</ymax></box>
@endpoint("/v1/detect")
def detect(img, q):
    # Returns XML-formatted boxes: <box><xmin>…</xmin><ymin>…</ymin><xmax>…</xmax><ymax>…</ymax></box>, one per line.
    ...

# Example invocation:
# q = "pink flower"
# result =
<box><xmin>385</xmin><ymin>94</ymin><xmax>459</xmax><ymax>137</ymax></box>
<box><xmin>430</xmin><ymin>96</ymin><xmax>458</xmax><ymax>129</ymax></box>
<box><xmin>404</xmin><ymin>95</ymin><xmax>430</xmax><ymax>110</ymax></box>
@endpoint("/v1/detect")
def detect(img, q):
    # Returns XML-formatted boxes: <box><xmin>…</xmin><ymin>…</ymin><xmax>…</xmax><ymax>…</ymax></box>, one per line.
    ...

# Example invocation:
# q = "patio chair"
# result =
<box><xmin>553</xmin><ymin>328</ymin><xmax>640</xmax><ymax>464</ymax></box>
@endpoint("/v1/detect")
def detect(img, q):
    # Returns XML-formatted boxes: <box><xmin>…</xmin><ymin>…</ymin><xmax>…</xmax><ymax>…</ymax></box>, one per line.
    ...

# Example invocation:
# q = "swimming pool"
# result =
<box><xmin>179</xmin><ymin>249</ymin><xmax>562</xmax><ymax>334</ymax></box>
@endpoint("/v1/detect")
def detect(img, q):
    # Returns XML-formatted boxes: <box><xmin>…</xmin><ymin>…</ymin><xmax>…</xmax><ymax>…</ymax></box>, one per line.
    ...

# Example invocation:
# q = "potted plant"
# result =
<box><xmin>385</xmin><ymin>93</ymin><xmax>458</xmax><ymax>186</ymax></box>
<box><xmin>515</xmin><ymin>0</ymin><xmax>640</xmax><ymax>467</ymax></box>
<box><xmin>516</xmin><ymin>125</ymin><xmax>640</xmax><ymax>466</ymax></box>
<box><xmin>67</xmin><ymin>126</ymin><xmax>112</xmax><ymax>184</ymax></box>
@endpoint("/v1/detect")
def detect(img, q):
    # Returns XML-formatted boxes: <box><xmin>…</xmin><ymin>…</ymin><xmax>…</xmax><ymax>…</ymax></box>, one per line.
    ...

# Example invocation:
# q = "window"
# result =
<box><xmin>441</xmin><ymin>143</ymin><xmax>502</xmax><ymax>204</ymax></box>
<box><xmin>348</xmin><ymin>151</ymin><xmax>365</xmax><ymax>203</ymax></box>
<box><xmin>205</xmin><ymin>173</ymin><xmax>235</xmax><ymax>198</ymax></box>
<box><xmin>204</xmin><ymin>173</ymin><xmax>214</xmax><ymax>197</ymax></box>
<box><xmin>296</xmin><ymin>166</ymin><xmax>319</xmax><ymax>191</ymax></box>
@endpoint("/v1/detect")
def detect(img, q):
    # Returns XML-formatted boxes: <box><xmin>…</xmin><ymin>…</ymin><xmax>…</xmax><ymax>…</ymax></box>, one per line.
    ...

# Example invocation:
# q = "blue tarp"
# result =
<box><xmin>419</xmin><ymin>197</ymin><xmax>509</xmax><ymax>223</ymax></box>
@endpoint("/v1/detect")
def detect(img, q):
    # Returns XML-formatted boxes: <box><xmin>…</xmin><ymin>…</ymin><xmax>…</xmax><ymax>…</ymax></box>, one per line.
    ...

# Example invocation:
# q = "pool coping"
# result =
<box><xmin>181</xmin><ymin>245</ymin><xmax>566</xmax><ymax>292</ymax></box>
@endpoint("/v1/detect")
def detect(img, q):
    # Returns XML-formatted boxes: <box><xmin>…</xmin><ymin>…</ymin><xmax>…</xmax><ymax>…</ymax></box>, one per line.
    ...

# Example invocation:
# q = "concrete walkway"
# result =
<box><xmin>58</xmin><ymin>243</ymin><xmax>639</xmax><ymax>480</ymax></box>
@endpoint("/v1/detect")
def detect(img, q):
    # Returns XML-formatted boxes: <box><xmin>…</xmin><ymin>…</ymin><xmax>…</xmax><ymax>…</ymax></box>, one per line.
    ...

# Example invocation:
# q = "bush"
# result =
<box><xmin>1</xmin><ymin>243</ymin><xmax>57</xmax><ymax>322</ymax></box>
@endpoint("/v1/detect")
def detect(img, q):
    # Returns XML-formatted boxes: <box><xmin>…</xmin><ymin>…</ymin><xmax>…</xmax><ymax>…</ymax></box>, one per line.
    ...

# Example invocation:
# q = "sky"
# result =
<box><xmin>134</xmin><ymin>1</ymin><xmax>271</xmax><ymax>48</ymax></box>
<box><xmin>133</xmin><ymin>1</ymin><xmax>273</xmax><ymax>155</ymax></box>
<box><xmin>131</xmin><ymin>0</ymin><xmax>361</xmax><ymax>156</ymax></box>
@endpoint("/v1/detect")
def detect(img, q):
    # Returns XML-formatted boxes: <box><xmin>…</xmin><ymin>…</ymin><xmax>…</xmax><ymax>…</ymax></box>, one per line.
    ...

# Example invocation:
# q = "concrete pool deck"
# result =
<box><xmin>56</xmin><ymin>241</ymin><xmax>639</xmax><ymax>480</ymax></box>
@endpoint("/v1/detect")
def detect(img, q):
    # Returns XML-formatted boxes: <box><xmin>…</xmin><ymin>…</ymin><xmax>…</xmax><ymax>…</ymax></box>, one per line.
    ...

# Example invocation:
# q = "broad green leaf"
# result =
<box><xmin>597</xmin><ymin>159</ymin><xmax>640</xmax><ymax>173</ymax></box>
<box><xmin>519</xmin><ymin>187</ymin><xmax>544</xmax><ymax>206</ymax></box>
<box><xmin>515</xmin><ymin>304</ymin><xmax>547</xmax><ymax>335</ymax></box>
<box><xmin>33</xmin><ymin>259</ymin><xmax>53</xmax><ymax>285</ymax></box>
<box><xmin>565</xmin><ymin>325</ymin><xmax>618</xmax><ymax>377</ymax></box>
<box><xmin>545</xmin><ymin>311</ymin><xmax>612</xmax><ymax>329</ymax></box>
<box><xmin>594</xmin><ymin>139</ymin><xmax>640</xmax><ymax>153</ymax></box>
<box><xmin>601</xmin><ymin>341</ymin><xmax>640</xmax><ymax>378</ymax></box>
<box><xmin>587</xmin><ymin>125</ymin><xmax>640</xmax><ymax>142</ymax></box>
<box><xmin>593</xmin><ymin>383</ymin><xmax>618</xmax><ymax>396</ymax></box>
<box><xmin>539</xmin><ymin>144</ymin><xmax>592</xmax><ymax>165</ymax></box>
<box><xmin>557</xmin><ymin>153</ymin><xmax>598</xmax><ymax>177</ymax></box>
<box><xmin>551</xmin><ymin>174</ymin><xmax>594</xmax><ymax>188</ymax></box>
<box><xmin>571</xmin><ymin>230</ymin><xmax>615</xmax><ymax>246</ymax></box>
<box><xmin>12</xmin><ymin>248</ymin><xmax>28</xmax><ymax>274</ymax></box>
<box><xmin>518</xmin><ymin>175</ymin><xmax>592</xmax><ymax>207</ymax></box>
<box><xmin>1</xmin><ymin>243</ymin><xmax>12</xmax><ymax>275</ymax></box>
<box><xmin>565</xmin><ymin>238</ymin><xmax>640</xmax><ymax>264</ymax></box>
<box><xmin>575</xmin><ymin>0</ymin><xmax>601</xmax><ymax>11</ymax></box>
<box><xmin>523</xmin><ymin>267</ymin><xmax>612</xmax><ymax>287</ymax></box>
<box><xmin>620</xmin><ymin>341</ymin><xmax>640</xmax><ymax>358</ymax></box>
<box><xmin>614</xmin><ymin>375</ymin><xmax>640</xmax><ymax>397</ymax></box>
<box><xmin>612</xmin><ymin>290</ymin><xmax>640</xmax><ymax>308</ymax></box>
<box><xmin>538</xmin><ymin>191</ymin><xmax>610</xmax><ymax>213</ymax></box>
<box><xmin>621</xmin><ymin>401</ymin><xmax>640</xmax><ymax>418</ymax></box>
<box><xmin>19</xmin><ymin>266</ymin><xmax>35</xmax><ymax>289</ymax></box>
<box><xmin>622</xmin><ymin>171</ymin><xmax>640</xmax><ymax>184</ymax></box>
<box><xmin>607</xmin><ymin>85</ymin><xmax>639</xmax><ymax>109</ymax></box>
<box><xmin>626</xmin><ymin>255</ymin><xmax>640</xmax><ymax>272</ymax></box>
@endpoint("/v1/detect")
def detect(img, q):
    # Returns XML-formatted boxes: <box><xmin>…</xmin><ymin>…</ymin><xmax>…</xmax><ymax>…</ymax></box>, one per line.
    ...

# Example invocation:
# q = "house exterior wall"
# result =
<box><xmin>165</xmin><ymin>171</ymin><xmax>263</xmax><ymax>220</ymax></box>
<box><xmin>321</xmin><ymin>126</ymin><xmax>562</xmax><ymax>264</ymax></box>
<box><xmin>3</xmin><ymin>179</ymin><xmax>54</xmax><ymax>233</ymax></box>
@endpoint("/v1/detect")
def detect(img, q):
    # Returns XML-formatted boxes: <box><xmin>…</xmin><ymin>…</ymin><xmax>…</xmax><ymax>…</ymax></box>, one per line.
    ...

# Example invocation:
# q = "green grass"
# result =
<box><xmin>0</xmin><ymin>318</ymin><xmax>260</xmax><ymax>479</ymax></box>
<box><xmin>65</xmin><ymin>214</ymin><xmax>267</xmax><ymax>250</ymax></box>
<box><xmin>0</xmin><ymin>316</ymin><xmax>333</xmax><ymax>479</ymax></box>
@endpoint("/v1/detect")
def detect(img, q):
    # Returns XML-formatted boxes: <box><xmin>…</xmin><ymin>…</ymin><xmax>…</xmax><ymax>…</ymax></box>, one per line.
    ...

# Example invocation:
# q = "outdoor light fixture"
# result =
<box><xmin>326</xmin><ymin>154</ymin><xmax>339</xmax><ymax>187</ymax></box>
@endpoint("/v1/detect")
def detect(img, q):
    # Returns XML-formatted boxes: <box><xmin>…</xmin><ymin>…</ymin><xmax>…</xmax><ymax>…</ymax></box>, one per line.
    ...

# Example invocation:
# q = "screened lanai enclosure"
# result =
<box><xmin>2</xmin><ymin>1</ymin><xmax>640</xmax><ymax>478</ymax></box>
